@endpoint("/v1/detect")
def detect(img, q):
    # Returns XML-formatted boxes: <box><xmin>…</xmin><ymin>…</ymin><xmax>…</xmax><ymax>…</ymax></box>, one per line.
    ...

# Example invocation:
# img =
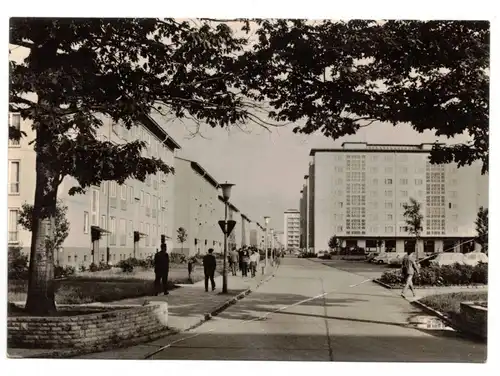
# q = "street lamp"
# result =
<box><xmin>220</xmin><ymin>182</ymin><xmax>234</xmax><ymax>294</ymax></box>
<box><xmin>264</xmin><ymin>216</ymin><xmax>270</xmax><ymax>271</ymax></box>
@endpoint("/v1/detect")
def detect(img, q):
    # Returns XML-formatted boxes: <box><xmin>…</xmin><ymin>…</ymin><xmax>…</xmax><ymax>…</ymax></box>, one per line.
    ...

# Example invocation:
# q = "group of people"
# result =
<box><xmin>153</xmin><ymin>244</ymin><xmax>284</xmax><ymax>295</ymax></box>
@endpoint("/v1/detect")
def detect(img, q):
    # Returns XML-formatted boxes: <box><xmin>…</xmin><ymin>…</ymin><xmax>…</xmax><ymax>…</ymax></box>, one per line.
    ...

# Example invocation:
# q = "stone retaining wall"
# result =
<box><xmin>460</xmin><ymin>301</ymin><xmax>487</xmax><ymax>339</ymax></box>
<box><xmin>8</xmin><ymin>302</ymin><xmax>168</xmax><ymax>349</ymax></box>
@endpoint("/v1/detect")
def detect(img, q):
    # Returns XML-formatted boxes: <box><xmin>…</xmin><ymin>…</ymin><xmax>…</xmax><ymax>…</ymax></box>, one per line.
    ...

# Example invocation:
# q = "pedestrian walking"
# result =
<box><xmin>187</xmin><ymin>256</ymin><xmax>197</xmax><ymax>282</ymax></box>
<box><xmin>401</xmin><ymin>249</ymin><xmax>419</xmax><ymax>299</ymax></box>
<box><xmin>154</xmin><ymin>243</ymin><xmax>170</xmax><ymax>296</ymax></box>
<box><xmin>241</xmin><ymin>249</ymin><xmax>250</xmax><ymax>277</ymax></box>
<box><xmin>230</xmin><ymin>248</ymin><xmax>239</xmax><ymax>276</ymax></box>
<box><xmin>238</xmin><ymin>248</ymin><xmax>244</xmax><ymax>272</ymax></box>
<box><xmin>203</xmin><ymin>248</ymin><xmax>217</xmax><ymax>292</ymax></box>
<box><xmin>249</xmin><ymin>250</ymin><xmax>259</xmax><ymax>277</ymax></box>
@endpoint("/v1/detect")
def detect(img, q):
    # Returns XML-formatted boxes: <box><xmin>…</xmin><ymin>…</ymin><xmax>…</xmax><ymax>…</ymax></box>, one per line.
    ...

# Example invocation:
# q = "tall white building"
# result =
<box><xmin>283</xmin><ymin>209</ymin><xmax>300</xmax><ymax>250</ymax></box>
<box><xmin>8</xmin><ymin>112</ymin><xmax>181</xmax><ymax>267</ymax></box>
<box><xmin>304</xmin><ymin>142</ymin><xmax>489</xmax><ymax>254</ymax></box>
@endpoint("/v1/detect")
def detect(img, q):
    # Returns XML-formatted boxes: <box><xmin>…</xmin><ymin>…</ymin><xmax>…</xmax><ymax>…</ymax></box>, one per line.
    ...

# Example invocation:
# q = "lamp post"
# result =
<box><xmin>264</xmin><ymin>216</ymin><xmax>270</xmax><ymax>271</ymax></box>
<box><xmin>220</xmin><ymin>182</ymin><xmax>234</xmax><ymax>294</ymax></box>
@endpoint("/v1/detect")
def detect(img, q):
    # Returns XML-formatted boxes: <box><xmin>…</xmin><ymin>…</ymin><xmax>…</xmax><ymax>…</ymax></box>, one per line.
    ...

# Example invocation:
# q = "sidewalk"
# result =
<box><xmin>8</xmin><ymin>267</ymin><xmax>277</xmax><ymax>359</ymax></box>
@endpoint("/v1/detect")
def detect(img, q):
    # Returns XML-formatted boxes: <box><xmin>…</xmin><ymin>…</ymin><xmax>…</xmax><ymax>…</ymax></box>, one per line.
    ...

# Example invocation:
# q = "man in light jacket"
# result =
<box><xmin>401</xmin><ymin>249</ymin><xmax>419</xmax><ymax>299</ymax></box>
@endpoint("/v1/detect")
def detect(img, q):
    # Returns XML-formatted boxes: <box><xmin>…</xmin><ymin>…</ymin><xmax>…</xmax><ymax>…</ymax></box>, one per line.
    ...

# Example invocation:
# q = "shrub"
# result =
<box><xmin>379</xmin><ymin>263</ymin><xmax>488</xmax><ymax>286</ymax></box>
<box><xmin>79</xmin><ymin>264</ymin><xmax>87</xmax><ymax>272</ymax></box>
<box><xmin>472</xmin><ymin>262</ymin><xmax>488</xmax><ymax>284</ymax></box>
<box><xmin>54</xmin><ymin>265</ymin><xmax>76</xmax><ymax>279</ymax></box>
<box><xmin>170</xmin><ymin>252</ymin><xmax>187</xmax><ymax>264</ymax></box>
<box><xmin>8</xmin><ymin>246</ymin><xmax>28</xmax><ymax>280</ymax></box>
<box><xmin>116</xmin><ymin>258</ymin><xmax>135</xmax><ymax>273</ymax></box>
<box><xmin>89</xmin><ymin>263</ymin><xmax>98</xmax><ymax>272</ymax></box>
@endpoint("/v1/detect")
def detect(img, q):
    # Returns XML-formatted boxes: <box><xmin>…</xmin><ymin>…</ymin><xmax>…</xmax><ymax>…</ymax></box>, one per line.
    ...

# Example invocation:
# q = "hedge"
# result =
<box><xmin>379</xmin><ymin>262</ymin><xmax>488</xmax><ymax>286</ymax></box>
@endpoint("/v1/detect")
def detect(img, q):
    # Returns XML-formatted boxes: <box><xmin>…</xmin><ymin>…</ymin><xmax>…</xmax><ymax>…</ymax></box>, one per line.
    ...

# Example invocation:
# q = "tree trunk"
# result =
<box><xmin>25</xmin><ymin>142</ymin><xmax>59</xmax><ymax>315</ymax></box>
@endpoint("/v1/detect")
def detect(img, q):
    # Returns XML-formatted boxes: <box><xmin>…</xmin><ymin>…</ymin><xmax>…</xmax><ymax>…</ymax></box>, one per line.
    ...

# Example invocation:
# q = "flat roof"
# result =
<box><xmin>141</xmin><ymin>114</ymin><xmax>181</xmax><ymax>151</ymax></box>
<box><xmin>175</xmin><ymin>157</ymin><xmax>219</xmax><ymax>189</ymax></box>
<box><xmin>310</xmin><ymin>142</ymin><xmax>445</xmax><ymax>156</ymax></box>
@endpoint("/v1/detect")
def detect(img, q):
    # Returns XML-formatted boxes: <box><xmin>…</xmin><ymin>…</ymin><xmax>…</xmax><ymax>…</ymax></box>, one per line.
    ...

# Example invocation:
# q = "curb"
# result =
<box><xmin>193</xmin><ymin>269</ymin><xmax>277</xmax><ymax>329</ymax></box>
<box><xmin>9</xmin><ymin>267</ymin><xmax>279</xmax><ymax>359</ymax></box>
<box><xmin>373</xmin><ymin>279</ymin><xmax>488</xmax><ymax>290</ymax></box>
<box><xmin>373</xmin><ymin>279</ymin><xmax>394</xmax><ymax>289</ymax></box>
<box><xmin>410</xmin><ymin>299</ymin><xmax>487</xmax><ymax>343</ymax></box>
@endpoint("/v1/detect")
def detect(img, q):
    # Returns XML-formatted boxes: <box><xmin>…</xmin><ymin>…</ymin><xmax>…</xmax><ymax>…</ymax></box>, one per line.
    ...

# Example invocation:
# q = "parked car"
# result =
<box><xmin>366</xmin><ymin>252</ymin><xmax>379</xmax><ymax>262</ymax></box>
<box><xmin>463</xmin><ymin>252</ymin><xmax>488</xmax><ymax>266</ymax></box>
<box><xmin>372</xmin><ymin>253</ymin><xmax>394</xmax><ymax>264</ymax></box>
<box><xmin>388</xmin><ymin>253</ymin><xmax>408</xmax><ymax>266</ymax></box>
<box><xmin>316</xmin><ymin>250</ymin><xmax>328</xmax><ymax>259</ymax></box>
<box><xmin>419</xmin><ymin>252</ymin><xmax>465</xmax><ymax>267</ymax></box>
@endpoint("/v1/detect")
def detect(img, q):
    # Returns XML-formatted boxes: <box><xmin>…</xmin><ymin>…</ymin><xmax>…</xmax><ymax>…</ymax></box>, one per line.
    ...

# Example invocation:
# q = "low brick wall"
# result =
<box><xmin>460</xmin><ymin>301</ymin><xmax>487</xmax><ymax>339</ymax></box>
<box><xmin>8</xmin><ymin>302</ymin><xmax>168</xmax><ymax>349</ymax></box>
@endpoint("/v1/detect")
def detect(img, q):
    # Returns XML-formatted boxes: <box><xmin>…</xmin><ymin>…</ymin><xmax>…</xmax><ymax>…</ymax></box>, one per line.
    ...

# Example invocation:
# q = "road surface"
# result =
<box><xmin>89</xmin><ymin>257</ymin><xmax>487</xmax><ymax>362</ymax></box>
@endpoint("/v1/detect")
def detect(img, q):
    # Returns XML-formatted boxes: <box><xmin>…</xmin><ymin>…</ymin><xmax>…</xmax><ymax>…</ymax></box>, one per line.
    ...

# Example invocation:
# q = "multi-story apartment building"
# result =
<box><xmin>8</xmin><ymin>112</ymin><xmax>181</xmax><ymax>267</ymax></box>
<box><xmin>173</xmin><ymin>157</ymin><xmax>225</xmax><ymax>256</ymax></box>
<box><xmin>284</xmin><ymin>209</ymin><xmax>300</xmax><ymax>250</ymax></box>
<box><xmin>303</xmin><ymin>142</ymin><xmax>489</xmax><ymax>254</ymax></box>
<box><xmin>299</xmin><ymin>185</ymin><xmax>308</xmax><ymax>249</ymax></box>
<box><xmin>241</xmin><ymin>214</ymin><xmax>251</xmax><ymax>247</ymax></box>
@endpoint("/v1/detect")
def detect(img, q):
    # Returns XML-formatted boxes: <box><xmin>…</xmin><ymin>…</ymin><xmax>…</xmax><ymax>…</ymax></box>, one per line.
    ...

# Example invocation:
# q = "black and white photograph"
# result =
<box><xmin>3</xmin><ymin>2</ymin><xmax>495</xmax><ymax>370</ymax></box>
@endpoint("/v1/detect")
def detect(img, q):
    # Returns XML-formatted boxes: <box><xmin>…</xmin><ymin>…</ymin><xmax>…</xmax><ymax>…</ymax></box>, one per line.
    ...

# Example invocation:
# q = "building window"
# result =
<box><xmin>385</xmin><ymin>155</ymin><xmax>394</xmax><ymax>162</ymax></box>
<box><xmin>129</xmin><ymin>186</ymin><xmax>134</xmax><ymax>203</ymax></box>
<box><xmin>385</xmin><ymin>178</ymin><xmax>393</xmax><ymax>185</ymax></box>
<box><xmin>415</xmin><ymin>179</ymin><xmax>423</xmax><ymax>185</ymax></box>
<box><xmin>9</xmin><ymin>113</ymin><xmax>21</xmax><ymax>146</ymax></box>
<box><xmin>398</xmin><ymin>166</ymin><xmax>408</xmax><ymax>174</ymax></box>
<box><xmin>84</xmin><ymin>255</ymin><xmax>88</xmax><ymax>262</ymax></box>
<box><xmin>8</xmin><ymin>160</ymin><xmax>20</xmax><ymax>194</ymax></box>
<box><xmin>385</xmin><ymin>202</ymin><xmax>393</xmax><ymax>209</ymax></box>
<box><xmin>370</xmin><ymin>167</ymin><xmax>378</xmax><ymax>173</ymax></box>
<box><xmin>100</xmin><ymin>214</ymin><xmax>106</xmax><ymax>230</ymax></box>
<box><xmin>121</xmin><ymin>184</ymin><xmax>127</xmax><ymax>200</ymax></box>
<box><xmin>386</xmin><ymin>213</ymin><xmax>393</xmax><ymax>221</ymax></box>
<box><xmin>372</xmin><ymin>178</ymin><xmax>378</xmax><ymax>185</ymax></box>
<box><xmin>385</xmin><ymin>190</ymin><xmax>392</xmax><ymax>197</ymax></box>
<box><xmin>145</xmin><ymin>224</ymin><xmax>150</xmax><ymax>246</ymax></box>
<box><xmin>8</xmin><ymin>209</ymin><xmax>19</xmax><ymax>243</ymax></box>
<box><xmin>84</xmin><ymin>211</ymin><xmax>89</xmax><ymax>234</ymax></box>
<box><xmin>91</xmin><ymin>188</ymin><xmax>99</xmax><ymax>226</ymax></box>
<box><xmin>140</xmin><ymin>190</ymin><xmax>145</xmax><ymax>206</ymax></box>
<box><xmin>110</xmin><ymin>181</ymin><xmax>117</xmax><ymax>197</ymax></box>
<box><xmin>109</xmin><ymin>216</ymin><xmax>116</xmax><ymax>245</ymax></box>
<box><xmin>400</xmin><ymin>178</ymin><xmax>408</xmax><ymax>185</ymax></box>
<box><xmin>384</xmin><ymin>167</ymin><xmax>393</xmax><ymax>173</ymax></box>
<box><xmin>74</xmin><ymin>255</ymin><xmax>78</xmax><ymax>262</ymax></box>
<box><xmin>399</xmin><ymin>226</ymin><xmax>406</xmax><ymax>232</ymax></box>
<box><xmin>400</xmin><ymin>190</ymin><xmax>408</xmax><ymax>197</ymax></box>
<box><xmin>335</xmin><ymin>166</ymin><xmax>344</xmax><ymax>173</ymax></box>
<box><xmin>68</xmin><ymin>255</ymin><xmax>71</xmax><ymax>263</ymax></box>
<box><xmin>119</xmin><ymin>218</ymin><xmax>126</xmax><ymax>246</ymax></box>
<box><xmin>450</xmin><ymin>191</ymin><xmax>457</xmax><ymax>198</ymax></box>
<box><xmin>337</xmin><ymin>225</ymin><xmax>343</xmax><ymax>232</ymax></box>
<box><xmin>128</xmin><ymin>220</ymin><xmax>133</xmax><ymax>237</ymax></box>
<box><xmin>385</xmin><ymin>226</ymin><xmax>393</xmax><ymax>233</ymax></box>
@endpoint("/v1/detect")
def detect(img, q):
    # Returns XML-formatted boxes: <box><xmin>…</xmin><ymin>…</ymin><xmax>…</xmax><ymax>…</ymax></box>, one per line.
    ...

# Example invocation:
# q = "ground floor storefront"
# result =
<box><xmin>329</xmin><ymin>237</ymin><xmax>480</xmax><ymax>254</ymax></box>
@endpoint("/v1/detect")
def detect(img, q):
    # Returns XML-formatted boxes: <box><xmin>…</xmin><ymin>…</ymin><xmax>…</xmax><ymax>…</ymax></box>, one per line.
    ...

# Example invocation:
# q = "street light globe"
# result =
<box><xmin>220</xmin><ymin>181</ymin><xmax>235</xmax><ymax>201</ymax></box>
<box><xmin>264</xmin><ymin>216</ymin><xmax>270</xmax><ymax>225</ymax></box>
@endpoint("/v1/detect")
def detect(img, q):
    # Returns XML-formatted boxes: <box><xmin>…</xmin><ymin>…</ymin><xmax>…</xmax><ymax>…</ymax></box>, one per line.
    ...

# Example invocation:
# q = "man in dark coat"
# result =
<box><xmin>203</xmin><ymin>248</ymin><xmax>217</xmax><ymax>292</ymax></box>
<box><xmin>154</xmin><ymin>244</ymin><xmax>170</xmax><ymax>296</ymax></box>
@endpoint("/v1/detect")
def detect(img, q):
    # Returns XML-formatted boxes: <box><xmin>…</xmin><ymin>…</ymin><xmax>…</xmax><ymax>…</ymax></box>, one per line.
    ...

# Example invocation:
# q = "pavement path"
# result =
<box><xmin>80</xmin><ymin>257</ymin><xmax>486</xmax><ymax>362</ymax></box>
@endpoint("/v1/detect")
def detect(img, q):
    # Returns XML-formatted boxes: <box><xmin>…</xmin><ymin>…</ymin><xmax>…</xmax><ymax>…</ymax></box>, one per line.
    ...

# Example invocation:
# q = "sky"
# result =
<box><xmin>157</xmin><ymin>114</ymin><xmax>469</xmax><ymax>233</ymax></box>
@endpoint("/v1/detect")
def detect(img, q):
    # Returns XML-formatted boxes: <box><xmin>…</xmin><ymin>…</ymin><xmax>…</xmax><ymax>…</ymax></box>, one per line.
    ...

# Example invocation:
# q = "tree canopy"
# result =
<box><xmin>237</xmin><ymin>19</ymin><xmax>489</xmax><ymax>173</ymax></box>
<box><xmin>475</xmin><ymin>206</ymin><xmax>488</xmax><ymax>253</ymax></box>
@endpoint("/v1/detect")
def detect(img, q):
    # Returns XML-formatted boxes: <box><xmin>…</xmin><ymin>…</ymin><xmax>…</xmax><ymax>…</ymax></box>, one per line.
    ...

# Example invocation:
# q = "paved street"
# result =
<box><xmin>86</xmin><ymin>257</ymin><xmax>486</xmax><ymax>362</ymax></box>
<box><xmin>311</xmin><ymin>257</ymin><xmax>391</xmax><ymax>280</ymax></box>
